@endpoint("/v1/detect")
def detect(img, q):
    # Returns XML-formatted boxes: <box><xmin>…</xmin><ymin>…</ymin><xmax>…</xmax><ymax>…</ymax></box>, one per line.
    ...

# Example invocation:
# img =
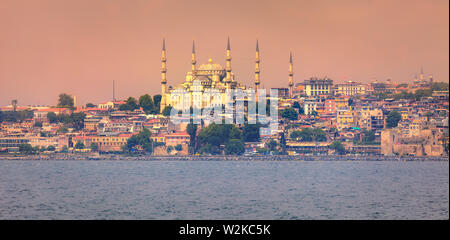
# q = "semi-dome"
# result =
<box><xmin>197</xmin><ymin>58</ymin><xmax>224</xmax><ymax>71</ymax></box>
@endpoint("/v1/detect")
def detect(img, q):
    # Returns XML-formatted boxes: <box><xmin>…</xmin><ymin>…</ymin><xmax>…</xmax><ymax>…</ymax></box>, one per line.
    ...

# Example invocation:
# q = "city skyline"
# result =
<box><xmin>0</xmin><ymin>0</ymin><xmax>448</xmax><ymax>106</ymax></box>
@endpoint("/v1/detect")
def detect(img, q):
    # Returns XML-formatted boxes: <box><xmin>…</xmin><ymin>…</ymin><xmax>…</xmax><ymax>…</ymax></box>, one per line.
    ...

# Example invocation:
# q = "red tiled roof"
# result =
<box><xmin>166</xmin><ymin>132</ymin><xmax>189</xmax><ymax>137</ymax></box>
<box><xmin>37</xmin><ymin>108</ymin><xmax>69</xmax><ymax>112</ymax></box>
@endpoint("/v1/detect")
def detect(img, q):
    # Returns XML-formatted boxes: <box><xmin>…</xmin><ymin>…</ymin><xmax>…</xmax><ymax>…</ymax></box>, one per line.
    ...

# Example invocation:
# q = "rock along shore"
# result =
<box><xmin>0</xmin><ymin>153</ymin><xmax>448</xmax><ymax>161</ymax></box>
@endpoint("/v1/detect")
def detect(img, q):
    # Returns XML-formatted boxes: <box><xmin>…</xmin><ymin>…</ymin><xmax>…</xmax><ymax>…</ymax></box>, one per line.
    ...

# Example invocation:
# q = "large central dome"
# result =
<box><xmin>197</xmin><ymin>58</ymin><xmax>224</xmax><ymax>71</ymax></box>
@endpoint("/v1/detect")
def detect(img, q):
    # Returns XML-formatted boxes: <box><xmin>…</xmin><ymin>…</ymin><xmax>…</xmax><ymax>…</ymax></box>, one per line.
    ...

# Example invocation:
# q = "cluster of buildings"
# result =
<box><xmin>0</xmin><ymin>104</ymin><xmax>192</xmax><ymax>154</ymax></box>
<box><xmin>0</xmin><ymin>38</ymin><xmax>448</xmax><ymax>157</ymax></box>
<box><xmin>279</xmin><ymin>73</ymin><xmax>448</xmax><ymax>157</ymax></box>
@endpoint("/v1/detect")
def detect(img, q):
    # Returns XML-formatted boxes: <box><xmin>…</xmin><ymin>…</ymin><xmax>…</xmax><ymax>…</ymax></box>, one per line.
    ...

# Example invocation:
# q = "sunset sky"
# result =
<box><xmin>0</xmin><ymin>0</ymin><xmax>448</xmax><ymax>106</ymax></box>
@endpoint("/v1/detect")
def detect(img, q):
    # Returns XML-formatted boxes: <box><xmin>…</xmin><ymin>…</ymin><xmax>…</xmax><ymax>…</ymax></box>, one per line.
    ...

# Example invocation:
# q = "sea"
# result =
<box><xmin>0</xmin><ymin>160</ymin><xmax>448</xmax><ymax>219</ymax></box>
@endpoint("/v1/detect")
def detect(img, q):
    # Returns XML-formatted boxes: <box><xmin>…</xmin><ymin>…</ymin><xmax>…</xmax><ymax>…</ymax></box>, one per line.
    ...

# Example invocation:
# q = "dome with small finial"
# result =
<box><xmin>197</xmin><ymin>58</ymin><xmax>225</xmax><ymax>72</ymax></box>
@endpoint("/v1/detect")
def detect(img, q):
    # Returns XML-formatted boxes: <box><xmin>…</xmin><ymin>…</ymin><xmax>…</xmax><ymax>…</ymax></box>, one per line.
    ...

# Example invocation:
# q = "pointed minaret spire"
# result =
<box><xmin>288</xmin><ymin>51</ymin><xmax>294</xmax><ymax>99</ymax></box>
<box><xmin>226</xmin><ymin>37</ymin><xmax>232</xmax><ymax>87</ymax></box>
<box><xmin>191</xmin><ymin>40</ymin><xmax>196</xmax><ymax>72</ymax></box>
<box><xmin>160</xmin><ymin>38</ymin><xmax>167</xmax><ymax>113</ymax></box>
<box><xmin>419</xmin><ymin>66</ymin><xmax>424</xmax><ymax>82</ymax></box>
<box><xmin>255</xmin><ymin>40</ymin><xmax>261</xmax><ymax>102</ymax></box>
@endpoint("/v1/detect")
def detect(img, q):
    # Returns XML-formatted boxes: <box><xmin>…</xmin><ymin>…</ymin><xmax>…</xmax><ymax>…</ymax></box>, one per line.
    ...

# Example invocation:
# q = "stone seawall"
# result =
<box><xmin>0</xmin><ymin>154</ymin><xmax>448</xmax><ymax>161</ymax></box>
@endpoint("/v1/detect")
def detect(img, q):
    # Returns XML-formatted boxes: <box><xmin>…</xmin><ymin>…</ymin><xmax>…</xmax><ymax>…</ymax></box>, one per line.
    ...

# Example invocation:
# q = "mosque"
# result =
<box><xmin>159</xmin><ymin>38</ymin><xmax>294</xmax><ymax>113</ymax></box>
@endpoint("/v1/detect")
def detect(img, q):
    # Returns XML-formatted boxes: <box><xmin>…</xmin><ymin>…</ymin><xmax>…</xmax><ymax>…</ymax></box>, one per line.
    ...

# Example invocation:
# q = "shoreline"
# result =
<box><xmin>0</xmin><ymin>153</ymin><xmax>448</xmax><ymax>161</ymax></box>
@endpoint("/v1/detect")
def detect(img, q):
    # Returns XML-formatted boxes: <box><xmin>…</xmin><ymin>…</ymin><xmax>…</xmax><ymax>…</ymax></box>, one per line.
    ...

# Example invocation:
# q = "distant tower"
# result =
<box><xmin>73</xmin><ymin>95</ymin><xmax>77</xmax><ymax>108</ymax></box>
<box><xmin>419</xmin><ymin>66</ymin><xmax>424</xmax><ymax>83</ymax></box>
<box><xmin>288</xmin><ymin>51</ymin><xmax>294</xmax><ymax>98</ymax></box>
<box><xmin>112</xmin><ymin>80</ymin><xmax>116</xmax><ymax>102</ymax></box>
<box><xmin>160</xmin><ymin>38</ymin><xmax>167</xmax><ymax>113</ymax></box>
<box><xmin>429</xmin><ymin>74</ymin><xmax>433</xmax><ymax>83</ymax></box>
<box><xmin>414</xmin><ymin>73</ymin><xmax>419</xmax><ymax>84</ymax></box>
<box><xmin>191</xmin><ymin>40</ymin><xmax>196</xmax><ymax>72</ymax></box>
<box><xmin>255</xmin><ymin>40</ymin><xmax>260</xmax><ymax>102</ymax></box>
<box><xmin>226</xmin><ymin>37</ymin><xmax>232</xmax><ymax>88</ymax></box>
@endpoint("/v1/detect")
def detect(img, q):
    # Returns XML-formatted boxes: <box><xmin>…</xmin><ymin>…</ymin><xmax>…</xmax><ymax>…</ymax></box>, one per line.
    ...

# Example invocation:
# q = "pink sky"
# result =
<box><xmin>0</xmin><ymin>0</ymin><xmax>448</xmax><ymax>106</ymax></box>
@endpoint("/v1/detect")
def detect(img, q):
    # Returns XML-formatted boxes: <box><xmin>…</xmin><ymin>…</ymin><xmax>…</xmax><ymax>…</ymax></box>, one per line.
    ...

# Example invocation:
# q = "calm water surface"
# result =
<box><xmin>0</xmin><ymin>160</ymin><xmax>448</xmax><ymax>219</ymax></box>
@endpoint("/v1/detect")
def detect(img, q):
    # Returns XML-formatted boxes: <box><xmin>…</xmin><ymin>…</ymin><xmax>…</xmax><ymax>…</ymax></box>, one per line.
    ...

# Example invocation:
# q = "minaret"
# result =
<box><xmin>112</xmin><ymin>80</ymin><xmax>116</xmax><ymax>102</ymax></box>
<box><xmin>255</xmin><ymin>40</ymin><xmax>260</xmax><ymax>102</ymax></box>
<box><xmin>226</xmin><ymin>37</ymin><xmax>232</xmax><ymax>88</ymax></box>
<box><xmin>288</xmin><ymin>51</ymin><xmax>294</xmax><ymax>98</ymax></box>
<box><xmin>419</xmin><ymin>66</ymin><xmax>424</xmax><ymax>83</ymax></box>
<box><xmin>160</xmin><ymin>38</ymin><xmax>167</xmax><ymax>113</ymax></box>
<box><xmin>191</xmin><ymin>40</ymin><xmax>196</xmax><ymax>72</ymax></box>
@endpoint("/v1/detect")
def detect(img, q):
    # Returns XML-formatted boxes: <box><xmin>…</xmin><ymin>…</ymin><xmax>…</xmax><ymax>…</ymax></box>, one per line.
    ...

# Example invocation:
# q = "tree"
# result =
<box><xmin>229</xmin><ymin>125</ymin><xmax>243</xmax><ymax>140</ymax></box>
<box><xmin>281</xmin><ymin>107</ymin><xmax>298</xmax><ymax>121</ymax></box>
<box><xmin>197</xmin><ymin>123</ymin><xmax>243</xmax><ymax>155</ymax></box>
<box><xmin>75</xmin><ymin>141</ymin><xmax>85</xmax><ymax>149</ymax></box>
<box><xmin>153</xmin><ymin>95</ymin><xmax>162</xmax><ymax>113</ymax></box>
<box><xmin>57</xmin><ymin>93</ymin><xmax>74</xmax><ymax>108</ymax></box>
<box><xmin>47</xmin><ymin>145</ymin><xmax>56</xmax><ymax>151</ymax></box>
<box><xmin>186</xmin><ymin>122</ymin><xmax>198</xmax><ymax>154</ymax></box>
<box><xmin>124</xmin><ymin>128</ymin><xmax>153</xmax><ymax>153</ymax></box>
<box><xmin>167</xmin><ymin>146</ymin><xmax>173</xmax><ymax>154</ymax></box>
<box><xmin>70</xmin><ymin>112</ymin><xmax>86</xmax><ymax>130</ymax></box>
<box><xmin>86</xmin><ymin>103</ymin><xmax>95</xmax><ymax>108</ymax></box>
<box><xmin>396</xmin><ymin>83</ymin><xmax>408</xmax><ymax>88</ymax></box>
<box><xmin>0</xmin><ymin>110</ymin><xmax>3</xmax><ymax>122</ymax></box>
<box><xmin>414</xmin><ymin>89</ymin><xmax>432</xmax><ymax>100</ymax></box>
<box><xmin>256</xmin><ymin>147</ymin><xmax>269</xmax><ymax>155</ymax></box>
<box><xmin>386</xmin><ymin>111</ymin><xmax>402</xmax><ymax>128</ymax></box>
<box><xmin>224</xmin><ymin>139</ymin><xmax>245</xmax><ymax>155</ymax></box>
<box><xmin>34</xmin><ymin>121</ymin><xmax>43</xmax><ymax>127</ymax></box>
<box><xmin>162</xmin><ymin>106</ymin><xmax>172</xmax><ymax>116</ymax></box>
<box><xmin>292</xmin><ymin>101</ymin><xmax>304</xmax><ymax>115</ymax></box>
<box><xmin>430</xmin><ymin>82</ymin><xmax>449</xmax><ymax>91</ymax></box>
<box><xmin>139</xmin><ymin>94</ymin><xmax>155</xmax><ymax>114</ymax></box>
<box><xmin>199</xmin><ymin>143</ymin><xmax>221</xmax><ymax>155</ymax></box>
<box><xmin>330</xmin><ymin>141</ymin><xmax>346</xmax><ymax>155</ymax></box>
<box><xmin>57</xmin><ymin>126</ymin><xmax>68</xmax><ymax>134</ymax></box>
<box><xmin>19</xmin><ymin>143</ymin><xmax>34</xmax><ymax>154</ymax></box>
<box><xmin>266</xmin><ymin>99</ymin><xmax>272</xmax><ymax>116</ymax></box>
<box><xmin>292</xmin><ymin>101</ymin><xmax>301</xmax><ymax>110</ymax></box>
<box><xmin>11</xmin><ymin>100</ymin><xmax>18</xmax><ymax>112</ymax></box>
<box><xmin>61</xmin><ymin>146</ymin><xmax>68</xmax><ymax>153</ymax></box>
<box><xmin>361</xmin><ymin>129</ymin><xmax>376</xmax><ymax>143</ymax></box>
<box><xmin>175</xmin><ymin>144</ymin><xmax>183</xmax><ymax>151</ymax></box>
<box><xmin>119</xmin><ymin>97</ymin><xmax>139</xmax><ymax>111</ymax></box>
<box><xmin>280</xmin><ymin>132</ymin><xmax>287</xmax><ymax>154</ymax></box>
<box><xmin>119</xmin><ymin>104</ymin><xmax>132</xmax><ymax>111</ymax></box>
<box><xmin>126</xmin><ymin>97</ymin><xmax>139</xmax><ymax>110</ymax></box>
<box><xmin>290</xmin><ymin>128</ymin><xmax>327</xmax><ymax>142</ymax></box>
<box><xmin>90</xmin><ymin>142</ymin><xmax>99</xmax><ymax>152</ymax></box>
<box><xmin>243</xmin><ymin>123</ymin><xmax>260</xmax><ymax>142</ymax></box>
<box><xmin>47</xmin><ymin>112</ymin><xmax>58</xmax><ymax>123</ymax></box>
<box><xmin>267</xmin><ymin>140</ymin><xmax>278</xmax><ymax>152</ymax></box>
<box><xmin>2</xmin><ymin>110</ymin><xmax>34</xmax><ymax>123</ymax></box>
<box><xmin>32</xmin><ymin>146</ymin><xmax>40</xmax><ymax>153</ymax></box>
